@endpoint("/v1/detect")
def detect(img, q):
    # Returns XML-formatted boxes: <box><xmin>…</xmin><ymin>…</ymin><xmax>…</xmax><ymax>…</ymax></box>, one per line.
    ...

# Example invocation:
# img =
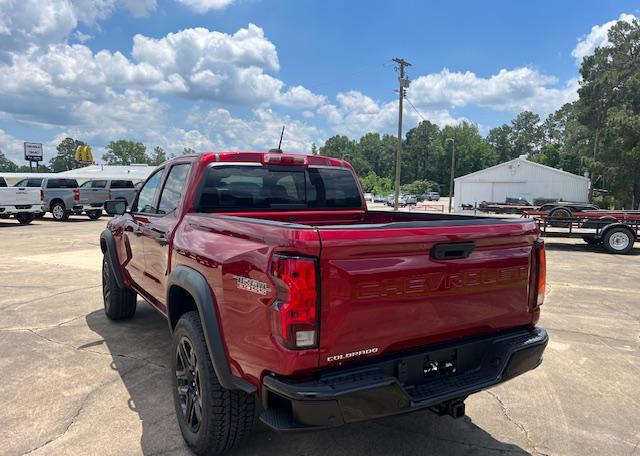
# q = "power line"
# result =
<box><xmin>404</xmin><ymin>96</ymin><xmax>427</xmax><ymax>123</ymax></box>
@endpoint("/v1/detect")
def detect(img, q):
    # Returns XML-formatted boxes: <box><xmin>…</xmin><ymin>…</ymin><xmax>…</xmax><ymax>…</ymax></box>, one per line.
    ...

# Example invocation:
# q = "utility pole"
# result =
<box><xmin>446</xmin><ymin>137</ymin><xmax>456</xmax><ymax>212</ymax></box>
<box><xmin>589</xmin><ymin>126</ymin><xmax>599</xmax><ymax>203</ymax></box>
<box><xmin>393</xmin><ymin>57</ymin><xmax>411</xmax><ymax>211</ymax></box>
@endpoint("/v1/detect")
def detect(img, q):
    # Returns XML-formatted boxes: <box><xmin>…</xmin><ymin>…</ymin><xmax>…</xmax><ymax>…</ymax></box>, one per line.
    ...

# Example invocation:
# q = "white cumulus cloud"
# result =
<box><xmin>572</xmin><ymin>13</ymin><xmax>637</xmax><ymax>64</ymax></box>
<box><xmin>176</xmin><ymin>0</ymin><xmax>236</xmax><ymax>13</ymax></box>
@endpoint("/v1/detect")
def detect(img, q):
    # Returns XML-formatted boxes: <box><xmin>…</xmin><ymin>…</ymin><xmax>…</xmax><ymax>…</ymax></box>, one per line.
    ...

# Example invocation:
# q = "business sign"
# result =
<box><xmin>75</xmin><ymin>145</ymin><xmax>94</xmax><ymax>164</ymax></box>
<box><xmin>24</xmin><ymin>142</ymin><xmax>43</xmax><ymax>161</ymax></box>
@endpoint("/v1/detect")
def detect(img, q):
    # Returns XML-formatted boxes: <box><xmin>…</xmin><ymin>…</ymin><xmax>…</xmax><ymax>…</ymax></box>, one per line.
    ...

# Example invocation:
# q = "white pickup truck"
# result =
<box><xmin>0</xmin><ymin>177</ymin><xmax>43</xmax><ymax>224</ymax></box>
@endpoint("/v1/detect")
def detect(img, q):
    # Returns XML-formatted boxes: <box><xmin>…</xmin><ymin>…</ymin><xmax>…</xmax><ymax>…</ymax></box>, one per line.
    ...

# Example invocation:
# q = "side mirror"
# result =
<box><xmin>104</xmin><ymin>200</ymin><xmax>127</xmax><ymax>215</ymax></box>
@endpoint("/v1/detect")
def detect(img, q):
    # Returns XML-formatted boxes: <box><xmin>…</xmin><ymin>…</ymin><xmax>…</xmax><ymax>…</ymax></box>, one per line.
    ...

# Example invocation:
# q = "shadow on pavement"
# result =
<box><xmin>87</xmin><ymin>304</ymin><xmax>531</xmax><ymax>456</ymax></box>
<box><xmin>543</xmin><ymin>240</ymin><xmax>640</xmax><ymax>255</ymax></box>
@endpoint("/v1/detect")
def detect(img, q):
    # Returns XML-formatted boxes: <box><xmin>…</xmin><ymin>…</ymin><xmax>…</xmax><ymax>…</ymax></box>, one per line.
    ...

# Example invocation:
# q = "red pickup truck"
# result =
<box><xmin>100</xmin><ymin>151</ymin><xmax>548</xmax><ymax>455</ymax></box>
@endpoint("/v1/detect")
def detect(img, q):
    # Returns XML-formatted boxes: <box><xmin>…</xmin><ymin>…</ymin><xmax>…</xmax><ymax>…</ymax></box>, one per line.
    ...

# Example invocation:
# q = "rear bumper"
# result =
<box><xmin>73</xmin><ymin>204</ymin><xmax>103</xmax><ymax>211</ymax></box>
<box><xmin>260</xmin><ymin>326</ymin><xmax>547</xmax><ymax>431</ymax></box>
<box><xmin>0</xmin><ymin>204</ymin><xmax>43</xmax><ymax>214</ymax></box>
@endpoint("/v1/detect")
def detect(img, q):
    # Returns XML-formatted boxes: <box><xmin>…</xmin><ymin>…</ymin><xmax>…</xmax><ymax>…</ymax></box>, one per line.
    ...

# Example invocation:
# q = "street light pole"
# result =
<box><xmin>446</xmin><ymin>138</ymin><xmax>455</xmax><ymax>213</ymax></box>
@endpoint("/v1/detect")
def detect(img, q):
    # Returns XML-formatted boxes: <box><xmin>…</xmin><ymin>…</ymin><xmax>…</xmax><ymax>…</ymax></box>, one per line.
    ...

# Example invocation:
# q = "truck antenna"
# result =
<box><xmin>277</xmin><ymin>125</ymin><xmax>285</xmax><ymax>150</ymax></box>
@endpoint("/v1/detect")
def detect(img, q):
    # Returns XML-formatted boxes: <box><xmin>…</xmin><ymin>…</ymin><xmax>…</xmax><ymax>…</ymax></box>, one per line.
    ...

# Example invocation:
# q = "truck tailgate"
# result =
<box><xmin>0</xmin><ymin>188</ymin><xmax>41</xmax><ymax>205</ymax></box>
<box><xmin>78</xmin><ymin>189</ymin><xmax>108</xmax><ymax>207</ymax></box>
<box><xmin>317</xmin><ymin>220</ymin><xmax>539</xmax><ymax>367</ymax></box>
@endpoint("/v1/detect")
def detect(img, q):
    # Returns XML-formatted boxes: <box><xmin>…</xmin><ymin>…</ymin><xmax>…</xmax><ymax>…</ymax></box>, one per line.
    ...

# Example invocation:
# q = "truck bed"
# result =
<box><xmin>177</xmin><ymin>210</ymin><xmax>539</xmax><ymax>378</ymax></box>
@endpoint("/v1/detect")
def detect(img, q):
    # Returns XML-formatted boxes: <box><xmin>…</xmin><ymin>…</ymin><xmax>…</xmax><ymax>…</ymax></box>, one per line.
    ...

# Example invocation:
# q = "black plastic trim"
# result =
<box><xmin>432</xmin><ymin>242</ymin><xmax>475</xmax><ymax>260</ymax></box>
<box><xmin>100</xmin><ymin>229</ymin><xmax>125</xmax><ymax>289</ymax></box>
<box><xmin>166</xmin><ymin>265</ymin><xmax>256</xmax><ymax>394</ymax></box>
<box><xmin>260</xmin><ymin>327</ymin><xmax>548</xmax><ymax>431</ymax></box>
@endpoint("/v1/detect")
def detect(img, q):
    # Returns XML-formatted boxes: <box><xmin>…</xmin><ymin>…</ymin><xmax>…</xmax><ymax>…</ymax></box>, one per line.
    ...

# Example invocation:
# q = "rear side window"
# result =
<box><xmin>197</xmin><ymin>165</ymin><xmax>362</xmax><ymax>211</ymax></box>
<box><xmin>158</xmin><ymin>164</ymin><xmax>191</xmax><ymax>215</ymax></box>
<box><xmin>14</xmin><ymin>178</ymin><xmax>43</xmax><ymax>187</ymax></box>
<box><xmin>47</xmin><ymin>179</ymin><xmax>78</xmax><ymax>189</ymax></box>
<box><xmin>0</xmin><ymin>177</ymin><xmax>6</xmax><ymax>187</ymax></box>
<box><xmin>110</xmin><ymin>180</ymin><xmax>134</xmax><ymax>189</ymax></box>
<box><xmin>80</xmin><ymin>180</ymin><xmax>107</xmax><ymax>188</ymax></box>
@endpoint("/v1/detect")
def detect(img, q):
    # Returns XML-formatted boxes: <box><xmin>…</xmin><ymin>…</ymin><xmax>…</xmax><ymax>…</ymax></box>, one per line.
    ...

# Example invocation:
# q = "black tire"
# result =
<box><xmin>87</xmin><ymin>210</ymin><xmax>102</xmax><ymax>220</ymax></box>
<box><xmin>15</xmin><ymin>213</ymin><xmax>35</xmax><ymax>225</ymax></box>
<box><xmin>171</xmin><ymin>312</ymin><xmax>255</xmax><ymax>456</ymax></box>
<box><xmin>102</xmin><ymin>255</ymin><xmax>136</xmax><ymax>320</ymax></box>
<box><xmin>51</xmin><ymin>201</ymin><xmax>70</xmax><ymax>221</ymax></box>
<box><xmin>602</xmin><ymin>227</ymin><xmax>635</xmax><ymax>254</ymax></box>
<box><xmin>582</xmin><ymin>235</ymin><xmax>601</xmax><ymax>246</ymax></box>
<box><xmin>549</xmin><ymin>207</ymin><xmax>572</xmax><ymax>228</ymax></box>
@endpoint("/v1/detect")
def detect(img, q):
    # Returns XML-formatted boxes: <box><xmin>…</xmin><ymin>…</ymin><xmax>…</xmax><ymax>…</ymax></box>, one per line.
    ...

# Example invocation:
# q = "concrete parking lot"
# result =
<box><xmin>0</xmin><ymin>215</ymin><xmax>639</xmax><ymax>456</ymax></box>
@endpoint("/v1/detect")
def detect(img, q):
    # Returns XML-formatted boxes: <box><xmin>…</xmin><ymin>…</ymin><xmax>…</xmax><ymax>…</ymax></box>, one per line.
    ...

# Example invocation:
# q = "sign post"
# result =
<box><xmin>24</xmin><ymin>142</ymin><xmax>43</xmax><ymax>171</ymax></box>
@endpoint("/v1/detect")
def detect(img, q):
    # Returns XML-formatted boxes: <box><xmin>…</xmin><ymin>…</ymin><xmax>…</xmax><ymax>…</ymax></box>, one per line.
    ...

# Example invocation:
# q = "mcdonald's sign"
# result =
<box><xmin>75</xmin><ymin>145</ymin><xmax>94</xmax><ymax>164</ymax></box>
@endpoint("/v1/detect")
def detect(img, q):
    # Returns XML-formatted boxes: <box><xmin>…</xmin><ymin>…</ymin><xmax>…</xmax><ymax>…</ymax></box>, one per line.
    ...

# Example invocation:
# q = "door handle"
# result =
<box><xmin>154</xmin><ymin>235</ymin><xmax>168</xmax><ymax>246</ymax></box>
<box><xmin>431</xmin><ymin>242</ymin><xmax>475</xmax><ymax>260</ymax></box>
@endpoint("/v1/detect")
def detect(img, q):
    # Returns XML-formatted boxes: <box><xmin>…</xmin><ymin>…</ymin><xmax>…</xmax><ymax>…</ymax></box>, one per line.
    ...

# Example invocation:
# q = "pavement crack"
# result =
<box><xmin>486</xmin><ymin>391</ymin><xmax>550</xmax><ymax>456</ymax></box>
<box><xmin>25</xmin><ymin>328</ymin><xmax>168</xmax><ymax>369</ymax></box>
<box><xmin>0</xmin><ymin>285</ymin><xmax>100</xmax><ymax>311</ymax></box>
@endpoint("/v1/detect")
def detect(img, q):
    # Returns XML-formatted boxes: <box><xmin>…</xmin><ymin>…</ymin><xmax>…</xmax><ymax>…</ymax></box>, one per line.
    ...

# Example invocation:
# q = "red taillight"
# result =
<box><xmin>270</xmin><ymin>255</ymin><xmax>318</xmax><ymax>349</ymax></box>
<box><xmin>40</xmin><ymin>190</ymin><xmax>44</xmax><ymax>201</ymax></box>
<box><xmin>536</xmin><ymin>239</ymin><xmax>546</xmax><ymax>306</ymax></box>
<box><xmin>530</xmin><ymin>239</ymin><xmax>546</xmax><ymax>309</ymax></box>
<box><xmin>108</xmin><ymin>190</ymin><xmax>112</xmax><ymax>199</ymax></box>
<box><xmin>73</xmin><ymin>189</ymin><xmax>80</xmax><ymax>201</ymax></box>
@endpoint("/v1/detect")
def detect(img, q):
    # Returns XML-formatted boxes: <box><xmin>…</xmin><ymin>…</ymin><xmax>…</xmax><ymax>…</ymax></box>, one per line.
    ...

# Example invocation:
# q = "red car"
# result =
<box><xmin>100</xmin><ymin>151</ymin><xmax>548</xmax><ymax>455</ymax></box>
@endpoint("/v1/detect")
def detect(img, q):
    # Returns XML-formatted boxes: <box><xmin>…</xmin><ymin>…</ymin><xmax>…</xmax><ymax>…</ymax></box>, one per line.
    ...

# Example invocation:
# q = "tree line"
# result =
<box><xmin>1</xmin><ymin>19</ymin><xmax>637</xmax><ymax>207</ymax></box>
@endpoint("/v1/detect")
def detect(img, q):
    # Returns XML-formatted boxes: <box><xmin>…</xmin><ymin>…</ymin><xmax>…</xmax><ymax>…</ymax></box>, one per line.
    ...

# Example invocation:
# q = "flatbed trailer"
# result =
<box><xmin>525</xmin><ymin>213</ymin><xmax>640</xmax><ymax>254</ymax></box>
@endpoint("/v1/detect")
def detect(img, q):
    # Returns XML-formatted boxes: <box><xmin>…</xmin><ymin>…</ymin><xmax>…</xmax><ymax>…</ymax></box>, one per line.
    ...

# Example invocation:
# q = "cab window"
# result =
<box><xmin>158</xmin><ymin>164</ymin><xmax>191</xmax><ymax>215</ymax></box>
<box><xmin>133</xmin><ymin>169</ymin><xmax>165</xmax><ymax>213</ymax></box>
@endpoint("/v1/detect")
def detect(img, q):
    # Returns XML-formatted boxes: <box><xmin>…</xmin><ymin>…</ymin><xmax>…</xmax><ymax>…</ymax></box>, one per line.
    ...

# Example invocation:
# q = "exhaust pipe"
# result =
<box><xmin>430</xmin><ymin>399</ymin><xmax>465</xmax><ymax>419</ymax></box>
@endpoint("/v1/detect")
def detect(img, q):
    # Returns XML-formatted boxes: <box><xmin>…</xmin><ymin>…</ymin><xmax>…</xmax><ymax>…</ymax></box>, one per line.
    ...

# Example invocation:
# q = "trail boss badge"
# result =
<box><xmin>233</xmin><ymin>275</ymin><xmax>272</xmax><ymax>295</ymax></box>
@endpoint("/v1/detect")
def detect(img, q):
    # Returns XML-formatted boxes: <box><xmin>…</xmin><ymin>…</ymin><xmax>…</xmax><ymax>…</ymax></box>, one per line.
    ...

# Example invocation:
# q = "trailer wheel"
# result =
<box><xmin>548</xmin><ymin>207</ymin><xmax>572</xmax><ymax>228</ymax></box>
<box><xmin>603</xmin><ymin>227</ymin><xmax>635</xmax><ymax>254</ymax></box>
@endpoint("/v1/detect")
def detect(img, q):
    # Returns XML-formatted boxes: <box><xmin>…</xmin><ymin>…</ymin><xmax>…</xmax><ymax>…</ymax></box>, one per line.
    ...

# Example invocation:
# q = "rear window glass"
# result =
<box><xmin>80</xmin><ymin>180</ymin><xmax>107</xmax><ymax>188</ymax></box>
<box><xmin>47</xmin><ymin>179</ymin><xmax>78</xmax><ymax>189</ymax></box>
<box><xmin>110</xmin><ymin>180</ymin><xmax>134</xmax><ymax>189</ymax></box>
<box><xmin>197</xmin><ymin>165</ymin><xmax>362</xmax><ymax>211</ymax></box>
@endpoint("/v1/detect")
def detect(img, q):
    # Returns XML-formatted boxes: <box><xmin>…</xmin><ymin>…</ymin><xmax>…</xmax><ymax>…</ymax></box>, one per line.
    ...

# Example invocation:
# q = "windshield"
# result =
<box><xmin>197</xmin><ymin>165</ymin><xmax>363</xmax><ymax>212</ymax></box>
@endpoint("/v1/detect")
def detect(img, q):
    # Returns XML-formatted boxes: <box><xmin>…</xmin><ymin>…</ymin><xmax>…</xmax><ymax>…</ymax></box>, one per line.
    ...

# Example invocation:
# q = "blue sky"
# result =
<box><xmin>0</xmin><ymin>0</ymin><xmax>638</xmax><ymax>164</ymax></box>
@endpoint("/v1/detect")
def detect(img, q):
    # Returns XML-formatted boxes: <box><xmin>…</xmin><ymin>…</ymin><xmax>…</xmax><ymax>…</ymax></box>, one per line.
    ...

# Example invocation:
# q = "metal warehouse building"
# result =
<box><xmin>454</xmin><ymin>155</ymin><xmax>589</xmax><ymax>210</ymax></box>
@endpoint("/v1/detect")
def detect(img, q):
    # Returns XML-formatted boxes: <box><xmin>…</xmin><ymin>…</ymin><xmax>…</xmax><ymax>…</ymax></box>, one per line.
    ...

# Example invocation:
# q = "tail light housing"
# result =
<box><xmin>73</xmin><ymin>189</ymin><xmax>80</xmax><ymax>201</ymax></box>
<box><xmin>108</xmin><ymin>190</ymin><xmax>112</xmax><ymax>199</ymax></box>
<box><xmin>529</xmin><ymin>239</ymin><xmax>546</xmax><ymax>309</ymax></box>
<box><xmin>40</xmin><ymin>189</ymin><xmax>44</xmax><ymax>201</ymax></box>
<box><xmin>270</xmin><ymin>255</ymin><xmax>319</xmax><ymax>349</ymax></box>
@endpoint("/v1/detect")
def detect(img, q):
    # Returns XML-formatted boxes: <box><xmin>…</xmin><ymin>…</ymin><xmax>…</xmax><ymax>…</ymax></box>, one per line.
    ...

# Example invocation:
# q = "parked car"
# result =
<box><xmin>13</xmin><ymin>177</ymin><xmax>100</xmax><ymax>221</ymax></box>
<box><xmin>0</xmin><ymin>177</ymin><xmax>43</xmax><ymax>224</ymax></box>
<box><xmin>426</xmin><ymin>191</ymin><xmax>440</xmax><ymax>201</ymax></box>
<box><xmin>79</xmin><ymin>179</ymin><xmax>138</xmax><ymax>209</ymax></box>
<box><xmin>373</xmin><ymin>194</ymin><xmax>385</xmax><ymax>203</ymax></box>
<box><xmin>363</xmin><ymin>192</ymin><xmax>373</xmax><ymax>202</ymax></box>
<box><xmin>101</xmin><ymin>151</ymin><xmax>547</xmax><ymax>455</ymax></box>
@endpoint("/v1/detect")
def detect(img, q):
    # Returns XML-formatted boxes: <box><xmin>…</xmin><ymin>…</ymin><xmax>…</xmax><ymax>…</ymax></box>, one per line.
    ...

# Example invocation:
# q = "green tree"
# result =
<box><xmin>149</xmin><ymin>146</ymin><xmax>167</xmax><ymax>166</ymax></box>
<box><xmin>487</xmin><ymin>124</ymin><xmax>515</xmax><ymax>162</ymax></box>
<box><xmin>102</xmin><ymin>140</ymin><xmax>149</xmax><ymax>165</ymax></box>
<box><xmin>510</xmin><ymin>111</ymin><xmax>544</xmax><ymax>157</ymax></box>
<box><xmin>49</xmin><ymin>137</ymin><xmax>86</xmax><ymax>172</ymax></box>
<box><xmin>0</xmin><ymin>150</ymin><xmax>18</xmax><ymax>172</ymax></box>
<box><xmin>401</xmin><ymin>179</ymin><xmax>438</xmax><ymax>195</ymax></box>
<box><xmin>319</xmin><ymin>135</ymin><xmax>371</xmax><ymax>176</ymax></box>
<box><xmin>359</xmin><ymin>171</ymin><xmax>393</xmax><ymax>194</ymax></box>
<box><xmin>183</xmin><ymin>147</ymin><xmax>197</xmax><ymax>155</ymax></box>
<box><xmin>403</xmin><ymin>121</ymin><xmax>441</xmax><ymax>184</ymax></box>
<box><xmin>577</xmin><ymin>18</ymin><xmax>640</xmax><ymax>207</ymax></box>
